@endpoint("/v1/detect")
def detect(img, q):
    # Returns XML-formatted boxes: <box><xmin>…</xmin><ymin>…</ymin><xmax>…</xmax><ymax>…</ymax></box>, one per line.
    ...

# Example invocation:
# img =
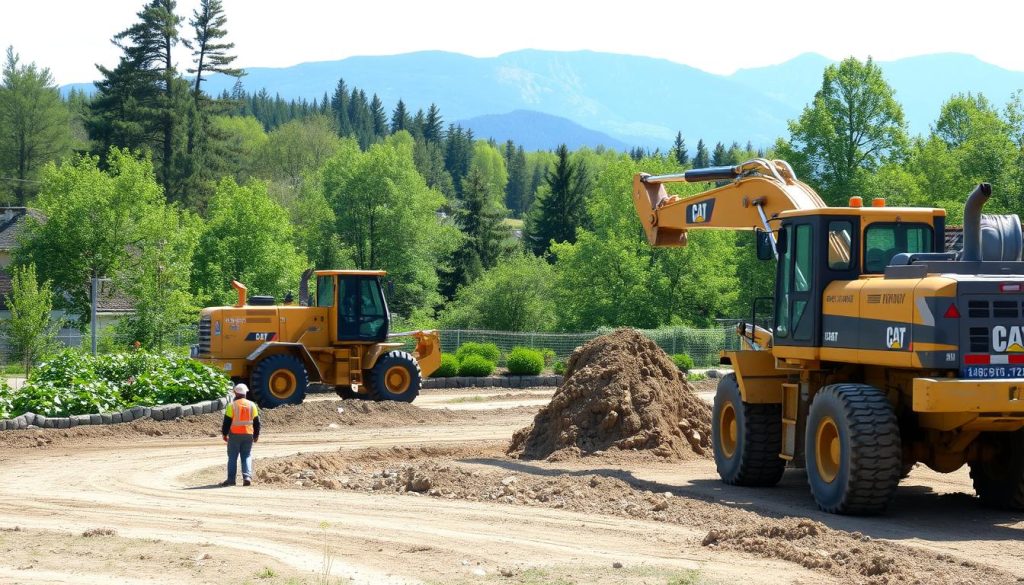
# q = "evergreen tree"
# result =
<box><xmin>370</xmin><ymin>94</ymin><xmax>388</xmax><ymax>140</ymax></box>
<box><xmin>423</xmin><ymin>103</ymin><xmax>444</xmax><ymax>144</ymax></box>
<box><xmin>711</xmin><ymin>141</ymin><xmax>728</xmax><ymax>165</ymax></box>
<box><xmin>187</xmin><ymin>0</ymin><xmax>241</xmax><ymax>152</ymax></box>
<box><xmin>504</xmin><ymin>141</ymin><xmax>528</xmax><ymax>216</ymax></box>
<box><xmin>693</xmin><ymin>138</ymin><xmax>710</xmax><ymax>167</ymax></box>
<box><xmin>412</xmin><ymin>139</ymin><xmax>455</xmax><ymax>199</ymax></box>
<box><xmin>442</xmin><ymin>167</ymin><xmax>509</xmax><ymax>296</ymax></box>
<box><xmin>112</xmin><ymin>0</ymin><xmax>186</xmax><ymax>197</ymax></box>
<box><xmin>349</xmin><ymin>88</ymin><xmax>374</xmax><ymax>148</ymax></box>
<box><xmin>0</xmin><ymin>47</ymin><xmax>72</xmax><ymax>204</ymax></box>
<box><xmin>390</xmin><ymin>99</ymin><xmax>411</xmax><ymax>134</ymax></box>
<box><xmin>331</xmin><ymin>78</ymin><xmax>351</xmax><ymax>136</ymax></box>
<box><xmin>443</xmin><ymin>124</ymin><xmax>474</xmax><ymax>196</ymax></box>
<box><xmin>670</xmin><ymin>131</ymin><xmax>689</xmax><ymax>167</ymax></box>
<box><xmin>526</xmin><ymin>144</ymin><xmax>589</xmax><ymax>256</ymax></box>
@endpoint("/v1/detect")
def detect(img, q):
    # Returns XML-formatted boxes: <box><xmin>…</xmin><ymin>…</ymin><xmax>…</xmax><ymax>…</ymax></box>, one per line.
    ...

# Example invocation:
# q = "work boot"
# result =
<box><xmin>219</xmin><ymin>480</ymin><xmax>235</xmax><ymax>487</ymax></box>
<box><xmin>243</xmin><ymin>479</ymin><xmax>252</xmax><ymax>486</ymax></box>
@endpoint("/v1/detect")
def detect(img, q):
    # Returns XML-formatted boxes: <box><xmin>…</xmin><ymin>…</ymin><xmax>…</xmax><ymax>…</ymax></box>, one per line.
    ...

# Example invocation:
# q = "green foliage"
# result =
<box><xmin>672</xmin><ymin>353</ymin><xmax>695</xmax><ymax>372</ymax></box>
<box><xmin>540</xmin><ymin>348</ymin><xmax>556</xmax><ymax>367</ymax></box>
<box><xmin>553</xmin><ymin>361</ymin><xmax>567</xmax><ymax>376</ymax></box>
<box><xmin>457</xmin><ymin>354</ymin><xmax>495</xmax><ymax>377</ymax></box>
<box><xmin>0</xmin><ymin>46</ymin><xmax>73</xmax><ymax>205</ymax></box>
<box><xmin>506</xmin><ymin>347</ymin><xmax>544</xmax><ymax>375</ymax></box>
<box><xmin>686</xmin><ymin>371</ymin><xmax>707</xmax><ymax>382</ymax></box>
<box><xmin>433</xmin><ymin>353</ymin><xmax>459</xmax><ymax>378</ymax></box>
<box><xmin>455</xmin><ymin>342</ymin><xmax>501</xmax><ymax>364</ymax></box>
<box><xmin>439</xmin><ymin>254</ymin><xmax>556</xmax><ymax>331</ymax></box>
<box><xmin>192</xmin><ymin>177</ymin><xmax>307</xmax><ymax>304</ymax></box>
<box><xmin>1</xmin><ymin>264</ymin><xmax>63</xmax><ymax>374</ymax></box>
<box><xmin>10</xmin><ymin>349</ymin><xmax>231</xmax><ymax>417</ymax></box>
<box><xmin>525</xmin><ymin>144</ymin><xmax>590</xmax><ymax>255</ymax></box>
<box><xmin>0</xmin><ymin>381</ymin><xmax>13</xmax><ymax>419</ymax></box>
<box><xmin>258</xmin><ymin>115</ymin><xmax>342</xmax><ymax>189</ymax></box>
<box><xmin>14</xmin><ymin>149</ymin><xmax>167</xmax><ymax>329</ymax></box>
<box><xmin>320</xmin><ymin>131</ymin><xmax>457</xmax><ymax>318</ymax></box>
<box><xmin>785</xmin><ymin>57</ymin><xmax>908</xmax><ymax>204</ymax></box>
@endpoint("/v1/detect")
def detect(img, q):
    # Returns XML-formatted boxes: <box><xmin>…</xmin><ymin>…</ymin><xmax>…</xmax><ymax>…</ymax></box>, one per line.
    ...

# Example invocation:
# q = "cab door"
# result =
<box><xmin>336</xmin><ymin>275</ymin><xmax>390</xmax><ymax>343</ymax></box>
<box><xmin>774</xmin><ymin>220</ymin><xmax>819</xmax><ymax>347</ymax></box>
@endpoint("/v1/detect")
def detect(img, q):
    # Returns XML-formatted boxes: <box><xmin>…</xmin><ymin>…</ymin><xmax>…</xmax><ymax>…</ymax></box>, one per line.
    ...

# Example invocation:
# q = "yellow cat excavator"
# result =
<box><xmin>634</xmin><ymin>158</ymin><xmax>1024</xmax><ymax>514</ymax></box>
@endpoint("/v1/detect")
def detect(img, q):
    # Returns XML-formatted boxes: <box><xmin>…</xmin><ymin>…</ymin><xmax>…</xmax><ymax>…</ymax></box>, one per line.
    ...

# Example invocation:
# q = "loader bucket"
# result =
<box><xmin>411</xmin><ymin>330</ymin><xmax>442</xmax><ymax>377</ymax></box>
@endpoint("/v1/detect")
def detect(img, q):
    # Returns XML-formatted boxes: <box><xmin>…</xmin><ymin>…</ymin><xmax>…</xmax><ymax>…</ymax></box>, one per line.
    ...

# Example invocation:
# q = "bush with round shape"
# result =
<box><xmin>455</xmin><ymin>342</ymin><xmax>500</xmax><ymax>364</ymax></box>
<box><xmin>553</xmin><ymin>361</ymin><xmax>567</xmax><ymax>376</ymax></box>
<box><xmin>433</xmin><ymin>353</ymin><xmax>459</xmax><ymax>377</ymax></box>
<box><xmin>506</xmin><ymin>347</ymin><xmax>544</xmax><ymax>376</ymax></box>
<box><xmin>540</xmin><ymin>348</ymin><xmax>556</xmax><ymax>367</ymax></box>
<box><xmin>458</xmin><ymin>354</ymin><xmax>495</xmax><ymax>377</ymax></box>
<box><xmin>672</xmin><ymin>353</ymin><xmax>695</xmax><ymax>372</ymax></box>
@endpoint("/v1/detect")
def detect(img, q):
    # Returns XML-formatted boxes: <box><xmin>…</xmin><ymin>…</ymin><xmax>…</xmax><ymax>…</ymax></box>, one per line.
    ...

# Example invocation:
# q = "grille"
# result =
<box><xmin>968</xmin><ymin>300</ymin><xmax>990</xmax><ymax>318</ymax></box>
<box><xmin>969</xmin><ymin>326</ymin><xmax>989</xmax><ymax>353</ymax></box>
<box><xmin>994</xmin><ymin>300</ymin><xmax>1020</xmax><ymax>319</ymax></box>
<box><xmin>198</xmin><ymin>316</ymin><xmax>211</xmax><ymax>356</ymax></box>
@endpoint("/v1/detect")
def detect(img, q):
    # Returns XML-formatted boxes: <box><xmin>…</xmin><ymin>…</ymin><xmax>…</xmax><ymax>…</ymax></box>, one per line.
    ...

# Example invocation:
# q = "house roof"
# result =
<box><xmin>0</xmin><ymin>208</ymin><xmax>45</xmax><ymax>251</ymax></box>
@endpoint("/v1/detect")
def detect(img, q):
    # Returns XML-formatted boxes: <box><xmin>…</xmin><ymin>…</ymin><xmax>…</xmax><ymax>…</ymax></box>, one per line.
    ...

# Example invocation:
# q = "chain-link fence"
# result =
<box><xmin>0</xmin><ymin>327</ymin><xmax>198</xmax><ymax>363</ymax></box>
<box><xmin>438</xmin><ymin>322</ymin><xmax>741</xmax><ymax>367</ymax></box>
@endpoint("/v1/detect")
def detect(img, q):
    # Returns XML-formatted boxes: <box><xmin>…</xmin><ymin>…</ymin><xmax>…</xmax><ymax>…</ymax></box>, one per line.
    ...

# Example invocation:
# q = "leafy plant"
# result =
<box><xmin>7</xmin><ymin>349</ymin><xmax>230</xmax><ymax>417</ymax></box>
<box><xmin>457</xmin><ymin>354</ymin><xmax>495</xmax><ymax>377</ymax></box>
<box><xmin>455</xmin><ymin>342</ymin><xmax>500</xmax><ymax>364</ymax></box>
<box><xmin>553</xmin><ymin>361</ymin><xmax>567</xmax><ymax>376</ymax></box>
<box><xmin>687</xmin><ymin>371</ymin><xmax>707</xmax><ymax>382</ymax></box>
<box><xmin>506</xmin><ymin>347</ymin><xmax>544</xmax><ymax>376</ymax></box>
<box><xmin>433</xmin><ymin>353</ymin><xmax>458</xmax><ymax>378</ymax></box>
<box><xmin>0</xmin><ymin>380</ymin><xmax>14</xmax><ymax>419</ymax></box>
<box><xmin>672</xmin><ymin>353</ymin><xmax>695</xmax><ymax>372</ymax></box>
<box><xmin>540</xmin><ymin>348</ymin><xmax>556</xmax><ymax>367</ymax></box>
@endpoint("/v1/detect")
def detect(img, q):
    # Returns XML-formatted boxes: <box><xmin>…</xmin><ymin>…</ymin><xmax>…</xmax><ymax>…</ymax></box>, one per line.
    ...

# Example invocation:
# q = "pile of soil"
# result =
<box><xmin>0</xmin><ymin>399</ymin><xmax>461</xmax><ymax>450</ymax></box>
<box><xmin>507</xmin><ymin>329</ymin><xmax>711</xmax><ymax>460</ymax></box>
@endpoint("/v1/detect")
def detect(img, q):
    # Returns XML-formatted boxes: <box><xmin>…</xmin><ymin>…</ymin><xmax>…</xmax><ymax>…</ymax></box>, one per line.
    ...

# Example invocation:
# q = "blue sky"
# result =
<box><xmin>4</xmin><ymin>0</ymin><xmax>1024</xmax><ymax>84</ymax></box>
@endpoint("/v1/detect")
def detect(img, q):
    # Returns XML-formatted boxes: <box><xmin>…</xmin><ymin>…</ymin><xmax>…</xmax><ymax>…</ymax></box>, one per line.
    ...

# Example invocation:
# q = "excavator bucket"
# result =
<box><xmin>410</xmin><ymin>330</ymin><xmax>442</xmax><ymax>377</ymax></box>
<box><xmin>633</xmin><ymin>174</ymin><xmax>688</xmax><ymax>247</ymax></box>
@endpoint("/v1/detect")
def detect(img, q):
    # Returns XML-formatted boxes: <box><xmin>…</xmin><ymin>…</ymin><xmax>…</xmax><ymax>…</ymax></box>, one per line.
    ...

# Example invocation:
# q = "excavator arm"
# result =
<box><xmin>632</xmin><ymin>159</ymin><xmax>827</xmax><ymax>249</ymax></box>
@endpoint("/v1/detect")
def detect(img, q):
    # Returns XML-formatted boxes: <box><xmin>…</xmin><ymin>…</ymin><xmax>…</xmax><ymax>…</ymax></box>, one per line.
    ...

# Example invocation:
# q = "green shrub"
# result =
<box><xmin>540</xmin><ymin>348</ymin><xmax>556</xmax><ymax>367</ymax></box>
<box><xmin>433</xmin><ymin>353</ymin><xmax>459</xmax><ymax>377</ymax></box>
<box><xmin>458</xmin><ymin>354</ymin><xmax>495</xmax><ymax>377</ymax></box>
<box><xmin>687</xmin><ymin>371</ymin><xmax>707</xmax><ymax>381</ymax></box>
<box><xmin>7</xmin><ymin>349</ymin><xmax>231</xmax><ymax>417</ymax></box>
<box><xmin>672</xmin><ymin>353</ymin><xmax>695</xmax><ymax>372</ymax></box>
<box><xmin>506</xmin><ymin>347</ymin><xmax>544</xmax><ymax>375</ymax></box>
<box><xmin>0</xmin><ymin>381</ymin><xmax>13</xmax><ymax>419</ymax></box>
<box><xmin>553</xmin><ymin>361</ymin><xmax>567</xmax><ymax>376</ymax></box>
<box><xmin>455</xmin><ymin>342</ymin><xmax>501</xmax><ymax>364</ymax></box>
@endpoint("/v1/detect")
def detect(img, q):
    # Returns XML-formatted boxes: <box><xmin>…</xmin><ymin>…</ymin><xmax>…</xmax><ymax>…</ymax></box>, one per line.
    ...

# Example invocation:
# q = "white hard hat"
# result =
<box><xmin>233</xmin><ymin>383</ymin><xmax>249</xmax><ymax>396</ymax></box>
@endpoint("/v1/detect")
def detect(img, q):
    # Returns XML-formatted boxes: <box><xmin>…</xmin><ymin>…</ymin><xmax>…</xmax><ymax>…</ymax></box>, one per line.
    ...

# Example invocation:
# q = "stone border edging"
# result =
<box><xmin>0</xmin><ymin>397</ymin><xmax>229</xmax><ymax>432</ymax></box>
<box><xmin>422</xmin><ymin>374</ymin><xmax>563</xmax><ymax>389</ymax></box>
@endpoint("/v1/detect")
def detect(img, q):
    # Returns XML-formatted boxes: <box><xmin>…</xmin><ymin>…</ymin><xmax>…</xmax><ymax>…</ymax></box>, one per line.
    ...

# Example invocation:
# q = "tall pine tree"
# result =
<box><xmin>526</xmin><ymin>144</ymin><xmax>589</xmax><ymax>256</ymax></box>
<box><xmin>693</xmin><ymin>138</ymin><xmax>710</xmax><ymax>168</ymax></box>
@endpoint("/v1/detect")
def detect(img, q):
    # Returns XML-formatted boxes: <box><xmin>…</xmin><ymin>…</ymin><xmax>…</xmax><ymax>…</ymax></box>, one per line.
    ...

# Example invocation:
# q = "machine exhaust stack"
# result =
<box><xmin>231</xmin><ymin>280</ymin><xmax>247</xmax><ymax>307</ymax></box>
<box><xmin>962</xmin><ymin>183</ymin><xmax>993</xmax><ymax>262</ymax></box>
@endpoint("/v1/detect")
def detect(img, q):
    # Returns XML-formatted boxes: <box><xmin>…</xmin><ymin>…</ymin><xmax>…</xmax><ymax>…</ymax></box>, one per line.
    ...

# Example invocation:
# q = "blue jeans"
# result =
<box><xmin>226</xmin><ymin>434</ymin><xmax>254</xmax><ymax>482</ymax></box>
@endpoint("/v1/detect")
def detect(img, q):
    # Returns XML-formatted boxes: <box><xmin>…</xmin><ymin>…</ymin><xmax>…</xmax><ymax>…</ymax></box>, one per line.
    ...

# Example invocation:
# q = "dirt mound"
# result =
<box><xmin>508</xmin><ymin>329</ymin><xmax>711</xmax><ymax>460</ymax></box>
<box><xmin>0</xmin><ymin>399</ymin><xmax>460</xmax><ymax>450</ymax></box>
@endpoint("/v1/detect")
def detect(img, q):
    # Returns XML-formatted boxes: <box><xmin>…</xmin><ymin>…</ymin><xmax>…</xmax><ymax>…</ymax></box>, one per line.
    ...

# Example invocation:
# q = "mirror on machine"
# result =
<box><xmin>755</xmin><ymin>228</ymin><xmax>776</xmax><ymax>260</ymax></box>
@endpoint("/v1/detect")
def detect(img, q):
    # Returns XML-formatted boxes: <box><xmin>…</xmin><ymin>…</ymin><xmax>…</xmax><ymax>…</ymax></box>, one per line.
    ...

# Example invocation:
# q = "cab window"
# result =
<box><xmin>316</xmin><ymin>275</ymin><xmax>334</xmax><ymax>307</ymax></box>
<box><xmin>864</xmin><ymin>223</ymin><xmax>933</xmax><ymax>273</ymax></box>
<box><xmin>827</xmin><ymin>221</ymin><xmax>854</xmax><ymax>270</ymax></box>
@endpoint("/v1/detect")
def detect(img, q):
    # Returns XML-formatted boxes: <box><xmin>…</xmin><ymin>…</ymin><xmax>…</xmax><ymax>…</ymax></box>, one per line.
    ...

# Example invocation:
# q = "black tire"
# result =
<box><xmin>805</xmin><ymin>383</ymin><xmax>901</xmax><ymax>515</ymax></box>
<box><xmin>335</xmin><ymin>385</ymin><xmax>357</xmax><ymax>400</ymax></box>
<box><xmin>366</xmin><ymin>351</ymin><xmax>421</xmax><ymax>403</ymax></box>
<box><xmin>969</xmin><ymin>430</ymin><xmax>1024</xmax><ymax>510</ymax></box>
<box><xmin>250</xmin><ymin>354</ymin><xmax>308</xmax><ymax>408</ymax></box>
<box><xmin>712</xmin><ymin>373</ymin><xmax>786</xmax><ymax>487</ymax></box>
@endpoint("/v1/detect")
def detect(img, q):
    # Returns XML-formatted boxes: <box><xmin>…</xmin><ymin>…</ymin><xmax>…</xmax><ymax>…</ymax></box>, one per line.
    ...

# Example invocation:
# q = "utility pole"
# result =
<box><xmin>90</xmin><ymin>277</ymin><xmax>111</xmax><ymax>356</ymax></box>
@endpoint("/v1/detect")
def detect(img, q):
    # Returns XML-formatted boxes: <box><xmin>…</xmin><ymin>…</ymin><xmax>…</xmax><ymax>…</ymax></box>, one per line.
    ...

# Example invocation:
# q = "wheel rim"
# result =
<box><xmin>815</xmin><ymin>416</ymin><xmax>841</xmax><ymax>483</ymax></box>
<box><xmin>719</xmin><ymin>401</ymin><xmax>738</xmax><ymax>458</ymax></box>
<box><xmin>384</xmin><ymin>365</ymin><xmax>411</xmax><ymax>394</ymax></box>
<box><xmin>269</xmin><ymin>369</ymin><xmax>297</xmax><ymax>400</ymax></box>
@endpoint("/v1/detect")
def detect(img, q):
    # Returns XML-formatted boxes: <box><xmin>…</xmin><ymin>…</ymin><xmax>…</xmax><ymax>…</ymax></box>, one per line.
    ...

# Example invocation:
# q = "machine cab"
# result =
<box><xmin>770</xmin><ymin>205</ymin><xmax>945</xmax><ymax>348</ymax></box>
<box><xmin>314</xmin><ymin>270</ymin><xmax>390</xmax><ymax>344</ymax></box>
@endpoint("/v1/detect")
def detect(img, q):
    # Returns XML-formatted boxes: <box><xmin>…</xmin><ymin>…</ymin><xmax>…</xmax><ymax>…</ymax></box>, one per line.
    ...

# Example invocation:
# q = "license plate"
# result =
<box><xmin>961</xmin><ymin>366</ymin><xmax>1024</xmax><ymax>379</ymax></box>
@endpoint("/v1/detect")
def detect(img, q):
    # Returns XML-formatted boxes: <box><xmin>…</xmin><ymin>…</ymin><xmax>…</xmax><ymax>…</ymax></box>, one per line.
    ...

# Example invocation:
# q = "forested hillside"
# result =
<box><xmin>2</xmin><ymin>0</ymin><xmax>1024</xmax><ymax>348</ymax></box>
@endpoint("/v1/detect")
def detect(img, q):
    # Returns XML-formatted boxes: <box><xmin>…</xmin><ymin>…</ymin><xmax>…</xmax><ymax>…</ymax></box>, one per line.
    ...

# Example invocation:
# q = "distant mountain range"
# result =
<box><xmin>62</xmin><ymin>50</ymin><xmax>1024</xmax><ymax>150</ymax></box>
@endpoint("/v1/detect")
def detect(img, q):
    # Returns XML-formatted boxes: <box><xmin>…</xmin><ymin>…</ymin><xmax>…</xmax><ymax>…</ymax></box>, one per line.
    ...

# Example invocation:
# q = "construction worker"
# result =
<box><xmin>221</xmin><ymin>383</ymin><xmax>261</xmax><ymax>486</ymax></box>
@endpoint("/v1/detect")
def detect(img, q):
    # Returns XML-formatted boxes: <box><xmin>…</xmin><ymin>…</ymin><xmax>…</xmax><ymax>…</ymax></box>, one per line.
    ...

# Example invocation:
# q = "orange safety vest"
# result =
<box><xmin>226</xmin><ymin>398</ymin><xmax>258</xmax><ymax>435</ymax></box>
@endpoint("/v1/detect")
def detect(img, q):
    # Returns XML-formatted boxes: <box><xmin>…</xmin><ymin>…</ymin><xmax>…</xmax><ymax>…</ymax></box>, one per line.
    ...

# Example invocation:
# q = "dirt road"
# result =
<box><xmin>0</xmin><ymin>388</ymin><xmax>1021</xmax><ymax>584</ymax></box>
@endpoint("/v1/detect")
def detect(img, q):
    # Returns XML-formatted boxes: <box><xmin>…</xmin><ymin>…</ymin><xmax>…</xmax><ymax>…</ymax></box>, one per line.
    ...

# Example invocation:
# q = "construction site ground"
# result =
<box><xmin>0</xmin><ymin>382</ymin><xmax>1022</xmax><ymax>585</ymax></box>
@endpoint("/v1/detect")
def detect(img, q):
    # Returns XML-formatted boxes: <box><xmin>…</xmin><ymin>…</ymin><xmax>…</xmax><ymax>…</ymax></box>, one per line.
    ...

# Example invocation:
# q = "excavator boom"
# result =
<box><xmin>632</xmin><ymin>159</ymin><xmax>827</xmax><ymax>248</ymax></box>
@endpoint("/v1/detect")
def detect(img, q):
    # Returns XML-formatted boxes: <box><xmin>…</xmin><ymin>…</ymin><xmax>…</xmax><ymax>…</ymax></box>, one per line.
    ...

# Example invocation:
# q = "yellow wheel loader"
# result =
<box><xmin>634</xmin><ymin>158</ymin><xmax>1024</xmax><ymax>514</ymax></box>
<box><xmin>191</xmin><ymin>270</ymin><xmax>441</xmax><ymax>408</ymax></box>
